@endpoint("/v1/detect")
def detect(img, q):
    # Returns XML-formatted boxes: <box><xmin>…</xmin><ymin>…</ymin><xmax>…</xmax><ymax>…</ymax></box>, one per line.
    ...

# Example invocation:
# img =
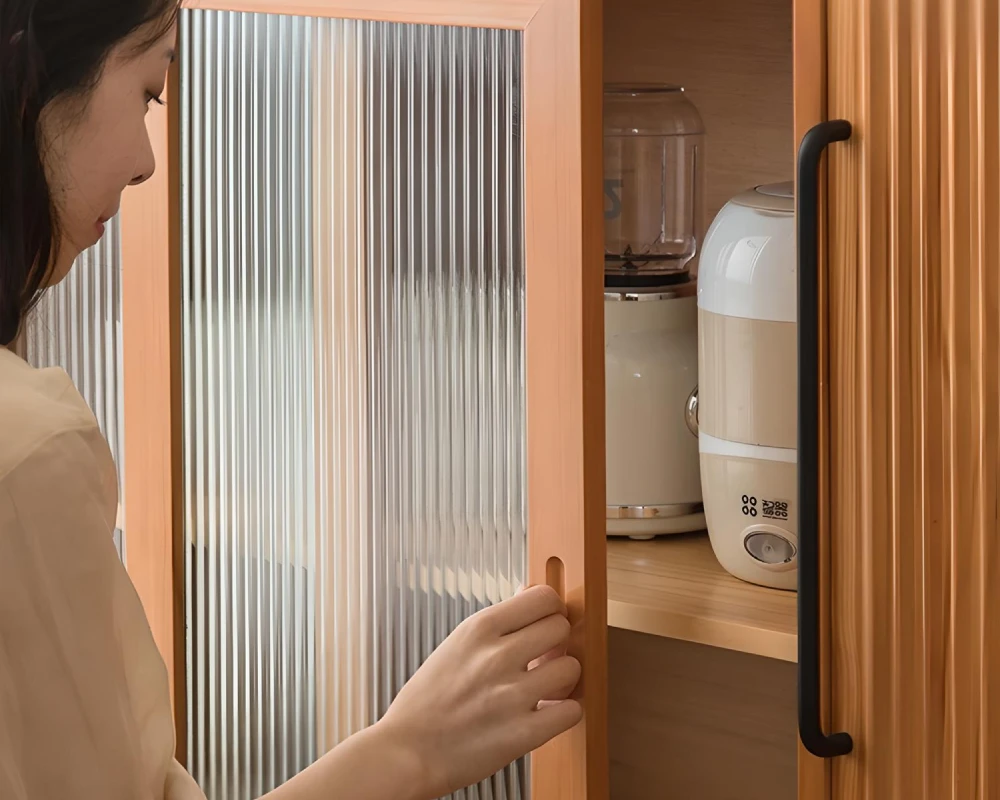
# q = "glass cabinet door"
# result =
<box><xmin>178</xmin><ymin>12</ymin><xmax>525</xmax><ymax>796</ymax></box>
<box><xmin>121</xmin><ymin>2</ymin><xmax>605</xmax><ymax>799</ymax></box>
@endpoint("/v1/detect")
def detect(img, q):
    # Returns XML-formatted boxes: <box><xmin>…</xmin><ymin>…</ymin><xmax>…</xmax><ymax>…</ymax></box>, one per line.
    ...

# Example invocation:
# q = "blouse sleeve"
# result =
<box><xmin>0</xmin><ymin>425</ymin><xmax>206</xmax><ymax>800</ymax></box>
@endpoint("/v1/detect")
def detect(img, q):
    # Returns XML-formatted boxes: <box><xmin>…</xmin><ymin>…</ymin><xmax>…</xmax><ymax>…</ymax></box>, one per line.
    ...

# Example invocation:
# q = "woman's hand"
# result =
<box><xmin>377</xmin><ymin>584</ymin><xmax>583</xmax><ymax>798</ymax></box>
<box><xmin>261</xmin><ymin>585</ymin><xmax>581</xmax><ymax>800</ymax></box>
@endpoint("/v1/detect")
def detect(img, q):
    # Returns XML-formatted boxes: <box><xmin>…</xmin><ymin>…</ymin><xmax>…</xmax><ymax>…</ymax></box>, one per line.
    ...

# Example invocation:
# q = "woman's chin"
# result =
<box><xmin>45</xmin><ymin>245</ymin><xmax>83</xmax><ymax>288</ymax></box>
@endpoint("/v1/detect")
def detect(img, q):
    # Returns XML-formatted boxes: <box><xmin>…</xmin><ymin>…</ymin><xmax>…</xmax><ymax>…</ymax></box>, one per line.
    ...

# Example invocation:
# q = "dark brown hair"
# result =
<box><xmin>0</xmin><ymin>0</ymin><xmax>177</xmax><ymax>345</ymax></box>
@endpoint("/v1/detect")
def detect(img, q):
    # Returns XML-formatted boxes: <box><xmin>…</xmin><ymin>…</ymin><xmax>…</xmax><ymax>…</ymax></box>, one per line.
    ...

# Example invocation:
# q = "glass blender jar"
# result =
<box><xmin>603</xmin><ymin>84</ymin><xmax>706</xmax><ymax>288</ymax></box>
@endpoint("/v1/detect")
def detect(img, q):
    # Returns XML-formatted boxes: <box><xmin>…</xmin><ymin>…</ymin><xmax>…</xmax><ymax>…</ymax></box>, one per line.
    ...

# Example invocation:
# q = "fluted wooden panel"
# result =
<box><xmin>825</xmin><ymin>0</ymin><xmax>999</xmax><ymax>796</ymax></box>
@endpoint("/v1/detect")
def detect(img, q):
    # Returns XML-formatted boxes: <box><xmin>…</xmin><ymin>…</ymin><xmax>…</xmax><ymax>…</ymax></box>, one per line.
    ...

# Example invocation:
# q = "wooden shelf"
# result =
<box><xmin>607</xmin><ymin>533</ymin><xmax>797</xmax><ymax>663</ymax></box>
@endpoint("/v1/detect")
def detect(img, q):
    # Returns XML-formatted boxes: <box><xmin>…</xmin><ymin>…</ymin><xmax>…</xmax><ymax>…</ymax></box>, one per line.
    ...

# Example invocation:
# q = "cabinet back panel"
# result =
<box><xmin>609</xmin><ymin>628</ymin><xmax>797</xmax><ymax>800</ymax></box>
<box><xmin>604</xmin><ymin>0</ymin><xmax>793</xmax><ymax>226</ymax></box>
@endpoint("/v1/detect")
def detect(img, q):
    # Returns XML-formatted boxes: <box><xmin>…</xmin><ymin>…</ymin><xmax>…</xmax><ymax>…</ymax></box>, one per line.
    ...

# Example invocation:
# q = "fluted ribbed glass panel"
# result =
<box><xmin>181</xmin><ymin>10</ymin><xmax>524</xmax><ymax>799</ymax></box>
<box><xmin>19</xmin><ymin>221</ymin><xmax>126</xmax><ymax>558</ymax></box>
<box><xmin>358</xmin><ymin>22</ymin><xmax>526</xmax><ymax>799</ymax></box>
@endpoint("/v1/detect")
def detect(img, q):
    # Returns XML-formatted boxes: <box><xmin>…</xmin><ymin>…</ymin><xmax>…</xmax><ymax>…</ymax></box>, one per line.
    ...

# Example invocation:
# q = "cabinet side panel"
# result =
<box><xmin>525</xmin><ymin>0</ymin><xmax>608</xmax><ymax>796</ymax></box>
<box><xmin>794</xmin><ymin>0</ymin><xmax>831</xmax><ymax>797</ymax></box>
<box><xmin>826</xmin><ymin>0</ymin><xmax>1000</xmax><ymax>796</ymax></box>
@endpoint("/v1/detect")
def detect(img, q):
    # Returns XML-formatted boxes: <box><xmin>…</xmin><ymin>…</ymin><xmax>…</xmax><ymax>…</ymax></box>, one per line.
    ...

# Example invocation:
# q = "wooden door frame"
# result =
<box><xmin>793</xmin><ymin>0</ymin><xmax>831</xmax><ymax>796</ymax></box>
<box><xmin>120</xmin><ymin>0</ymin><xmax>607</xmax><ymax>796</ymax></box>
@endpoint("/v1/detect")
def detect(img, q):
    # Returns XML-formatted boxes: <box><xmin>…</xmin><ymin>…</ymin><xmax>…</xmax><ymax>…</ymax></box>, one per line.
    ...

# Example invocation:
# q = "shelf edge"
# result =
<box><xmin>607</xmin><ymin>599</ymin><xmax>798</xmax><ymax>663</ymax></box>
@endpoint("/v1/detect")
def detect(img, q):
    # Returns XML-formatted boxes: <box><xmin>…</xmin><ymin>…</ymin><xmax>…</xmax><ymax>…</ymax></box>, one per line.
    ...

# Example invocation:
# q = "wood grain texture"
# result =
<box><xmin>119</xmin><ymin>62</ymin><xmax>187</xmax><ymax>762</ymax></box>
<box><xmin>180</xmin><ymin>0</ymin><xmax>538</xmax><ymax>28</ymax></box>
<box><xmin>825</xmin><ymin>0</ymin><xmax>1000</xmax><ymax>796</ymax></box>
<box><xmin>793</xmin><ymin>0</ymin><xmax>830</xmax><ymax>795</ymax></box>
<box><xmin>609</xmin><ymin>628</ymin><xmax>798</xmax><ymax>800</ymax></box>
<box><xmin>607</xmin><ymin>534</ymin><xmax>798</xmax><ymax>662</ymax></box>
<box><xmin>604</xmin><ymin>0</ymin><xmax>794</xmax><ymax>227</ymax></box>
<box><xmin>525</xmin><ymin>0</ymin><xmax>608</xmax><ymax>796</ymax></box>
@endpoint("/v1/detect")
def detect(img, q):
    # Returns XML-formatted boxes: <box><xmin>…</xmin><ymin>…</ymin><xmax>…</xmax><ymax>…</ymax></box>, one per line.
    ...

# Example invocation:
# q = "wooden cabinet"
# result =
<box><xmin>603</xmin><ymin>0</ymin><xmax>1000</xmax><ymax>797</ymax></box>
<box><xmin>602</xmin><ymin>0</ymin><xmax>803</xmax><ymax>796</ymax></box>
<box><xmin>120</xmin><ymin>0</ymin><xmax>997</xmax><ymax>798</ymax></box>
<box><xmin>824</xmin><ymin>0</ymin><xmax>1000</xmax><ymax>796</ymax></box>
<box><xmin>608</xmin><ymin>537</ymin><xmax>800</xmax><ymax>798</ymax></box>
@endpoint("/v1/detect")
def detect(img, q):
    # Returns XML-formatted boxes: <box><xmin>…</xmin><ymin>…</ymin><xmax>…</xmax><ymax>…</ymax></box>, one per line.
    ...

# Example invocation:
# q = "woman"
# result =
<box><xmin>0</xmin><ymin>2</ymin><xmax>583</xmax><ymax>798</ymax></box>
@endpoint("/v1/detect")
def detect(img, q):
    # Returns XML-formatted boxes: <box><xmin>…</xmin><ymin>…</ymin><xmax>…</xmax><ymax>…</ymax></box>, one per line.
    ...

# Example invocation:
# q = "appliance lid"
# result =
<box><xmin>731</xmin><ymin>181</ymin><xmax>794</xmax><ymax>214</ymax></box>
<box><xmin>603</xmin><ymin>83</ymin><xmax>705</xmax><ymax>136</ymax></box>
<box><xmin>696</xmin><ymin>183</ymin><xmax>797</xmax><ymax>324</ymax></box>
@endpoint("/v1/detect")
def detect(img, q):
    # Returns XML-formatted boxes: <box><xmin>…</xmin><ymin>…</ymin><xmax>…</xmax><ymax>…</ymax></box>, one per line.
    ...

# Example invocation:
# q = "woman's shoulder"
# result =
<box><xmin>0</xmin><ymin>348</ymin><xmax>105</xmax><ymax>484</ymax></box>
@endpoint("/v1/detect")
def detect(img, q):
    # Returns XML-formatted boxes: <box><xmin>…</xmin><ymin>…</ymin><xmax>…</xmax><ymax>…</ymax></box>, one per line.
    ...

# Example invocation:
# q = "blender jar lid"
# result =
<box><xmin>731</xmin><ymin>181</ymin><xmax>794</xmax><ymax>214</ymax></box>
<box><xmin>603</xmin><ymin>83</ymin><xmax>705</xmax><ymax>137</ymax></box>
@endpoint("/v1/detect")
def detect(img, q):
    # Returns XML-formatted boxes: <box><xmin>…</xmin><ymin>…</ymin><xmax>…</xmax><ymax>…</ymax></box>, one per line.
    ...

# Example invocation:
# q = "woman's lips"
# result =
<box><xmin>95</xmin><ymin>215</ymin><xmax>112</xmax><ymax>238</ymax></box>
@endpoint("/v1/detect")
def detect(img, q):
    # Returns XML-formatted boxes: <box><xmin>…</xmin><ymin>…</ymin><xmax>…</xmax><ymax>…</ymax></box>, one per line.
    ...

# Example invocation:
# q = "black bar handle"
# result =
<box><xmin>797</xmin><ymin>119</ymin><xmax>853</xmax><ymax>760</ymax></box>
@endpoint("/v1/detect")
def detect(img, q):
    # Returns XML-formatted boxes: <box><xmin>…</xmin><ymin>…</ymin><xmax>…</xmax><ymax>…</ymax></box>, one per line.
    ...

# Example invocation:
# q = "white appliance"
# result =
<box><xmin>696</xmin><ymin>182</ymin><xmax>798</xmax><ymax>589</ymax></box>
<box><xmin>605</xmin><ymin>283</ymin><xmax>704</xmax><ymax>538</ymax></box>
<box><xmin>602</xmin><ymin>84</ymin><xmax>706</xmax><ymax>539</ymax></box>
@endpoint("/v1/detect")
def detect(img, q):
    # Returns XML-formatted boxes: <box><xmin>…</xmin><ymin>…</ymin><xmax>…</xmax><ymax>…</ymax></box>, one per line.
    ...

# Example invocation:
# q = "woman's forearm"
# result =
<box><xmin>261</xmin><ymin>721</ymin><xmax>429</xmax><ymax>800</ymax></box>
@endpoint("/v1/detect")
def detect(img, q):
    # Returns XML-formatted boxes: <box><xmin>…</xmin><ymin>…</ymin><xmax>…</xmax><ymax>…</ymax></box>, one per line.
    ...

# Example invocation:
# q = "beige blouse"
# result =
<box><xmin>0</xmin><ymin>348</ymin><xmax>205</xmax><ymax>799</ymax></box>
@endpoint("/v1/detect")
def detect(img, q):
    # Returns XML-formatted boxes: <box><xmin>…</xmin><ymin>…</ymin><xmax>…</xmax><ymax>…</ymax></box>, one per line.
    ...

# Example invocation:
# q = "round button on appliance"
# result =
<box><xmin>743</xmin><ymin>528</ymin><xmax>797</xmax><ymax>566</ymax></box>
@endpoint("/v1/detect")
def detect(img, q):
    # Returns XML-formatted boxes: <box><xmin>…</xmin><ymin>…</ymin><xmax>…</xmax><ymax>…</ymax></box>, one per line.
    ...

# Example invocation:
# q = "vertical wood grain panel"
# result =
<box><xmin>794</xmin><ymin>0</ymin><xmax>831</xmax><ymax>796</ymax></box>
<box><xmin>525</xmin><ymin>0</ymin><xmax>608</xmax><ymax>796</ymax></box>
<box><xmin>609</xmin><ymin>630</ymin><xmax>798</xmax><ymax>800</ymax></box>
<box><xmin>119</xmin><ymin>59</ymin><xmax>187</xmax><ymax>763</ymax></box>
<box><xmin>825</xmin><ymin>0</ymin><xmax>999</xmax><ymax>796</ymax></box>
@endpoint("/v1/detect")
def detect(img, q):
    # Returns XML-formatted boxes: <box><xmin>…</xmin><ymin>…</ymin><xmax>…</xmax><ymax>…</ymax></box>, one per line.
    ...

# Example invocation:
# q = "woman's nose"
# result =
<box><xmin>130</xmin><ymin>125</ymin><xmax>157</xmax><ymax>186</ymax></box>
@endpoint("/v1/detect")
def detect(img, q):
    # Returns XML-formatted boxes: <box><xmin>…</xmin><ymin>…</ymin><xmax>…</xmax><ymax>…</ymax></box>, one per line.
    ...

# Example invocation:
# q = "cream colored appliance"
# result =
<box><xmin>696</xmin><ymin>182</ymin><xmax>797</xmax><ymax>588</ymax></box>
<box><xmin>603</xmin><ymin>84</ymin><xmax>705</xmax><ymax>538</ymax></box>
<box><xmin>605</xmin><ymin>284</ymin><xmax>704</xmax><ymax>538</ymax></box>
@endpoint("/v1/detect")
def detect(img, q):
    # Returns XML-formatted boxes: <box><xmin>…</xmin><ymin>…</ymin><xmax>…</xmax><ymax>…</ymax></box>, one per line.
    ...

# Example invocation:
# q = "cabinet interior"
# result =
<box><xmin>603</xmin><ymin>0</ymin><xmax>797</xmax><ymax>792</ymax></box>
<box><xmin>604</xmin><ymin>0</ymin><xmax>794</xmax><ymax>225</ymax></box>
<box><xmin>610</xmin><ymin>630</ymin><xmax>797</xmax><ymax>800</ymax></box>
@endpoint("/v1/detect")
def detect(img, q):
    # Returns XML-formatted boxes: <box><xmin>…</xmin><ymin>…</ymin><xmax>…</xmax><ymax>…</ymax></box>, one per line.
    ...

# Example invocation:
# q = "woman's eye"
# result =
<box><xmin>146</xmin><ymin>92</ymin><xmax>166</xmax><ymax>107</ymax></box>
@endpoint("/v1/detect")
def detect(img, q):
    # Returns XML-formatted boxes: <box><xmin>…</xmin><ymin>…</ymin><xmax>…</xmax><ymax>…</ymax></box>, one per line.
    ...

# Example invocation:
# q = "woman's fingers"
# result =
<box><xmin>522</xmin><ymin>654</ymin><xmax>582</xmax><ymax>704</ymax></box>
<box><xmin>485</xmin><ymin>584</ymin><xmax>566</xmax><ymax>636</ymax></box>
<box><xmin>379</xmin><ymin>584</ymin><xmax>581</xmax><ymax>798</ymax></box>
<box><xmin>523</xmin><ymin>698</ymin><xmax>584</xmax><ymax>751</ymax></box>
<box><xmin>528</xmin><ymin>642</ymin><xmax>567</xmax><ymax>672</ymax></box>
<box><xmin>505</xmin><ymin>612</ymin><xmax>571</xmax><ymax>667</ymax></box>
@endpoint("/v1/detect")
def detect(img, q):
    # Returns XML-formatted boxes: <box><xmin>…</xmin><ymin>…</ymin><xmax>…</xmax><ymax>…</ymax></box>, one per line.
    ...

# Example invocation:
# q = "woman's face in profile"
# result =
<box><xmin>38</xmin><ymin>22</ymin><xmax>177</xmax><ymax>284</ymax></box>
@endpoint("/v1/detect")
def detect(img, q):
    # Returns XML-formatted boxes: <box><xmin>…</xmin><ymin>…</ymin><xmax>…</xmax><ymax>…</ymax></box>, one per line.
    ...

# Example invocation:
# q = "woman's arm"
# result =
<box><xmin>261</xmin><ymin>721</ymin><xmax>427</xmax><ymax>800</ymax></box>
<box><xmin>263</xmin><ymin>586</ymin><xmax>582</xmax><ymax>800</ymax></box>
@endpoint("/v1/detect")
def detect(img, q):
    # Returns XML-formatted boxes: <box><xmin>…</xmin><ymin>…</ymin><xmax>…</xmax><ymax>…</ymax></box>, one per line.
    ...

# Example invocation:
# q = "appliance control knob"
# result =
<box><xmin>743</xmin><ymin>529</ymin><xmax>797</xmax><ymax>565</ymax></box>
